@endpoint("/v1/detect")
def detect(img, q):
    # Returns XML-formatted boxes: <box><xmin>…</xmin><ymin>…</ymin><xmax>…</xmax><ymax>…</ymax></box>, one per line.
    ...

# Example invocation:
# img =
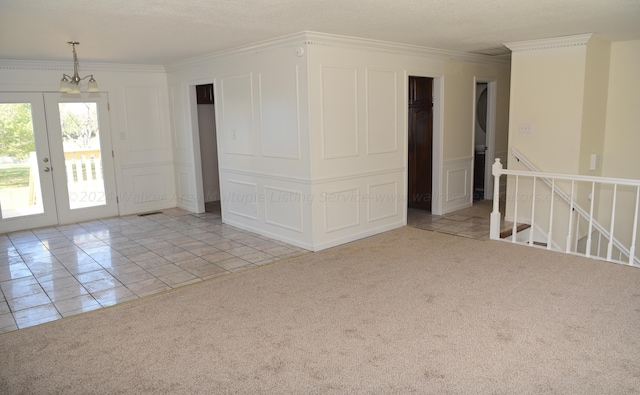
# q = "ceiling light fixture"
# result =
<box><xmin>59</xmin><ymin>41</ymin><xmax>99</xmax><ymax>94</ymax></box>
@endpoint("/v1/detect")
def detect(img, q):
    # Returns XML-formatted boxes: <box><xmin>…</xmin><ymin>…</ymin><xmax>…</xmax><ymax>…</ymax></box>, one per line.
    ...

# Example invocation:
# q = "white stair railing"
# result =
<box><xmin>490</xmin><ymin>157</ymin><xmax>640</xmax><ymax>267</ymax></box>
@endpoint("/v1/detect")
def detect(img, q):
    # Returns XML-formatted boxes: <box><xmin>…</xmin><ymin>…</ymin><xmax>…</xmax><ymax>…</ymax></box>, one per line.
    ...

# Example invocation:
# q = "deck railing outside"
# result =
<box><xmin>28</xmin><ymin>149</ymin><xmax>103</xmax><ymax>205</ymax></box>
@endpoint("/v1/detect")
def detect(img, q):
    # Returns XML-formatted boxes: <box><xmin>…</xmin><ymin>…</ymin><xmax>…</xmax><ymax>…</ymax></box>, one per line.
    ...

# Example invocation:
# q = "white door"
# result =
<box><xmin>0</xmin><ymin>92</ymin><xmax>118</xmax><ymax>233</ymax></box>
<box><xmin>0</xmin><ymin>93</ymin><xmax>58</xmax><ymax>232</ymax></box>
<box><xmin>43</xmin><ymin>93</ymin><xmax>118</xmax><ymax>224</ymax></box>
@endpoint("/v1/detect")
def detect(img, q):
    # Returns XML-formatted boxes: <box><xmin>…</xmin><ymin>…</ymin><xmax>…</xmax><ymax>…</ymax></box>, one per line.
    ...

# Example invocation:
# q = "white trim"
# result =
<box><xmin>166</xmin><ymin>31</ymin><xmax>509</xmax><ymax>72</ymax></box>
<box><xmin>505</xmin><ymin>34</ymin><xmax>592</xmax><ymax>52</ymax></box>
<box><xmin>221</xmin><ymin>218</ymin><xmax>313</xmax><ymax>251</ymax></box>
<box><xmin>219</xmin><ymin>166</ymin><xmax>405</xmax><ymax>185</ymax></box>
<box><xmin>312</xmin><ymin>221</ymin><xmax>404</xmax><ymax>252</ymax></box>
<box><xmin>0</xmin><ymin>59</ymin><xmax>166</xmax><ymax>73</ymax></box>
<box><xmin>472</xmin><ymin>77</ymin><xmax>498</xmax><ymax>201</ymax></box>
<box><xmin>120</xmin><ymin>161</ymin><xmax>174</xmax><ymax>169</ymax></box>
<box><xmin>303</xmin><ymin>32</ymin><xmax>510</xmax><ymax>65</ymax></box>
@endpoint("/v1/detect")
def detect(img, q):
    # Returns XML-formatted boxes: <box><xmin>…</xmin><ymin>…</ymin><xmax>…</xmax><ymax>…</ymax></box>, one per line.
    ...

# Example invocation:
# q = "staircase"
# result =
<box><xmin>489</xmin><ymin>151</ymin><xmax>640</xmax><ymax>267</ymax></box>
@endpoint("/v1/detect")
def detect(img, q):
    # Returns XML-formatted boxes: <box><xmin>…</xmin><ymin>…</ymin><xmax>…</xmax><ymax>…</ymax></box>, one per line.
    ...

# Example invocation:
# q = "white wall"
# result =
<box><xmin>600</xmin><ymin>39</ymin><xmax>640</xmax><ymax>255</ymax></box>
<box><xmin>506</xmin><ymin>36</ymin><xmax>591</xmax><ymax>176</ymax></box>
<box><xmin>168</xmin><ymin>35</ymin><xmax>314</xmax><ymax>248</ymax></box>
<box><xmin>0</xmin><ymin>60</ymin><xmax>176</xmax><ymax>218</ymax></box>
<box><xmin>167</xmin><ymin>32</ymin><xmax>510</xmax><ymax>251</ymax></box>
<box><xmin>602</xmin><ymin>39</ymin><xmax>640</xmax><ymax>180</ymax></box>
<box><xmin>441</xmin><ymin>60</ymin><xmax>510</xmax><ymax>212</ymax></box>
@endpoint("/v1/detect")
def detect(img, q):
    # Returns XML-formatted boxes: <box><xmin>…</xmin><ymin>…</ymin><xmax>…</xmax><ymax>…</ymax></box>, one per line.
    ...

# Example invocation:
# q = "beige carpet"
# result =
<box><xmin>1</xmin><ymin>227</ymin><xmax>639</xmax><ymax>393</ymax></box>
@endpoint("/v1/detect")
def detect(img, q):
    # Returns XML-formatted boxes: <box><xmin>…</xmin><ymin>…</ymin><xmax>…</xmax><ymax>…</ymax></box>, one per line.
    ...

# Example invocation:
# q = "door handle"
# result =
<box><xmin>43</xmin><ymin>167</ymin><xmax>50</xmax><ymax>172</ymax></box>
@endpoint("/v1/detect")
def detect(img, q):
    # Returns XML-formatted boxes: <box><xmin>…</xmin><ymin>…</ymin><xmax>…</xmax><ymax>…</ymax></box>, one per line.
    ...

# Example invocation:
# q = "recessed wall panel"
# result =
<box><xmin>324</xmin><ymin>188</ymin><xmax>360</xmax><ymax>232</ymax></box>
<box><xmin>170</xmin><ymin>85</ymin><xmax>190</xmax><ymax>152</ymax></box>
<box><xmin>259</xmin><ymin>67</ymin><xmax>300</xmax><ymax>159</ymax></box>
<box><xmin>226</xmin><ymin>180</ymin><xmax>258</xmax><ymax>219</ymax></box>
<box><xmin>446</xmin><ymin>168</ymin><xmax>468</xmax><ymax>202</ymax></box>
<box><xmin>367</xmin><ymin>69</ymin><xmax>397</xmax><ymax>154</ymax></box>
<box><xmin>321</xmin><ymin>66</ymin><xmax>358</xmax><ymax>159</ymax></box>
<box><xmin>264</xmin><ymin>186</ymin><xmax>303</xmax><ymax>232</ymax></box>
<box><xmin>124</xmin><ymin>86</ymin><xmax>162</xmax><ymax>151</ymax></box>
<box><xmin>221</xmin><ymin>74</ymin><xmax>254</xmax><ymax>156</ymax></box>
<box><xmin>368</xmin><ymin>182</ymin><xmax>398</xmax><ymax>222</ymax></box>
<box><xmin>130</xmin><ymin>173</ymin><xmax>167</xmax><ymax>204</ymax></box>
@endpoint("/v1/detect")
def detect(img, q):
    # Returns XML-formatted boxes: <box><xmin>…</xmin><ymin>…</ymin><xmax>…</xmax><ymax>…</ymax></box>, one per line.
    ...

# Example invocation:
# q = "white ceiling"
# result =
<box><xmin>1</xmin><ymin>0</ymin><xmax>640</xmax><ymax>65</ymax></box>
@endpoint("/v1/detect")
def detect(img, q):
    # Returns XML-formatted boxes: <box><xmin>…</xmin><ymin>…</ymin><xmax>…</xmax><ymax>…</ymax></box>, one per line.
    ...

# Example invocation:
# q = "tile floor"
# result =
<box><xmin>0</xmin><ymin>207</ymin><xmax>306</xmax><ymax>333</ymax></box>
<box><xmin>408</xmin><ymin>208</ymin><xmax>493</xmax><ymax>239</ymax></box>
<box><xmin>407</xmin><ymin>199</ymin><xmax>510</xmax><ymax>239</ymax></box>
<box><xmin>1</xmin><ymin>200</ymin><xmax>504</xmax><ymax>334</ymax></box>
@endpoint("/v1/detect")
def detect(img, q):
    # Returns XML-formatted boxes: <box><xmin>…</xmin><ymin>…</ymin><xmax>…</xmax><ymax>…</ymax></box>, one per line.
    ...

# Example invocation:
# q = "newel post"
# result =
<box><xmin>490</xmin><ymin>158</ymin><xmax>503</xmax><ymax>240</ymax></box>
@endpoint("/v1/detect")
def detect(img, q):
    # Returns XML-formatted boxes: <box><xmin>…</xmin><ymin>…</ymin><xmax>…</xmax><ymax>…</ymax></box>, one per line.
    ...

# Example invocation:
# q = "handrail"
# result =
<box><xmin>491</xmin><ymin>155</ymin><xmax>640</xmax><ymax>267</ymax></box>
<box><xmin>510</xmin><ymin>150</ymin><xmax>640</xmax><ymax>186</ymax></box>
<box><xmin>510</xmin><ymin>149</ymin><xmax>639</xmax><ymax>265</ymax></box>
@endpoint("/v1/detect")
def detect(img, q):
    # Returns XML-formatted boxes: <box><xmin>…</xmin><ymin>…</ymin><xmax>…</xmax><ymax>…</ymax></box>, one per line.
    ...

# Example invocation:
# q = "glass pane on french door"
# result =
<box><xmin>0</xmin><ymin>103</ymin><xmax>43</xmax><ymax>217</ymax></box>
<box><xmin>57</xmin><ymin>102</ymin><xmax>106</xmax><ymax>209</ymax></box>
<box><xmin>0</xmin><ymin>93</ymin><xmax>58</xmax><ymax>233</ymax></box>
<box><xmin>44</xmin><ymin>93</ymin><xmax>118</xmax><ymax>224</ymax></box>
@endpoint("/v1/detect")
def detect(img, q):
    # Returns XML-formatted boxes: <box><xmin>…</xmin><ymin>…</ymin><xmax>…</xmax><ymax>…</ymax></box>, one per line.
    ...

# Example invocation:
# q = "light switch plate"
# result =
<box><xmin>519</xmin><ymin>123</ymin><xmax>532</xmax><ymax>133</ymax></box>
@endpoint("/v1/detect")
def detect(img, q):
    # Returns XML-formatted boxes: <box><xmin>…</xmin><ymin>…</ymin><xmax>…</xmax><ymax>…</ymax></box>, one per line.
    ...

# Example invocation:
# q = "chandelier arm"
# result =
<box><xmin>59</xmin><ymin>41</ymin><xmax>98</xmax><ymax>93</ymax></box>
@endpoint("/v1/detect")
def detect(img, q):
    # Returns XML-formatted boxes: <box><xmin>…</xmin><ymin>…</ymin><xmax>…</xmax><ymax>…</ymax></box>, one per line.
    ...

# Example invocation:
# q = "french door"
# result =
<box><xmin>0</xmin><ymin>92</ymin><xmax>118</xmax><ymax>233</ymax></box>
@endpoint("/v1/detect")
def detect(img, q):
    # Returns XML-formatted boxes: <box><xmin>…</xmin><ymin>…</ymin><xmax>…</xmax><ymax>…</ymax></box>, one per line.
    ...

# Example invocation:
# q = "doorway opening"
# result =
<box><xmin>474</xmin><ymin>82</ymin><xmax>488</xmax><ymax>202</ymax></box>
<box><xmin>407</xmin><ymin>76</ymin><xmax>434</xmax><ymax>212</ymax></box>
<box><xmin>472</xmin><ymin>79</ymin><xmax>497</xmax><ymax>203</ymax></box>
<box><xmin>194</xmin><ymin>84</ymin><xmax>220</xmax><ymax>215</ymax></box>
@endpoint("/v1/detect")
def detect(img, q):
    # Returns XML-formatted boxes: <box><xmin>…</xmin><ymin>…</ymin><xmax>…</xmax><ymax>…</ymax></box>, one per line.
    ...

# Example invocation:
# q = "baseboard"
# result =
<box><xmin>221</xmin><ymin>218</ymin><xmax>313</xmax><ymax>251</ymax></box>
<box><xmin>312</xmin><ymin>221</ymin><xmax>405</xmax><ymax>252</ymax></box>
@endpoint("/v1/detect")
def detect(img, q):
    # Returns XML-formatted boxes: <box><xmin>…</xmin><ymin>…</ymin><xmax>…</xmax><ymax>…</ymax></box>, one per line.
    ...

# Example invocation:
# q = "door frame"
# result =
<box><xmin>186</xmin><ymin>78</ymin><xmax>219</xmax><ymax>214</ymax></box>
<box><xmin>0</xmin><ymin>92</ymin><xmax>119</xmax><ymax>233</ymax></box>
<box><xmin>405</xmin><ymin>72</ymin><xmax>443</xmax><ymax>215</ymax></box>
<box><xmin>472</xmin><ymin>77</ymin><xmax>497</xmax><ymax>201</ymax></box>
<box><xmin>0</xmin><ymin>92</ymin><xmax>58</xmax><ymax>232</ymax></box>
<box><xmin>43</xmin><ymin>92</ymin><xmax>119</xmax><ymax>224</ymax></box>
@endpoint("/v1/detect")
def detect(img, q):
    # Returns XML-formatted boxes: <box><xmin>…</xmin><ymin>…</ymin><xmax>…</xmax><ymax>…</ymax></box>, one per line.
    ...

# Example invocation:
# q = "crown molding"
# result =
<box><xmin>505</xmin><ymin>34</ymin><xmax>593</xmax><ymax>52</ymax></box>
<box><xmin>165</xmin><ymin>32</ymin><xmax>309</xmax><ymax>71</ymax></box>
<box><xmin>165</xmin><ymin>31</ymin><xmax>510</xmax><ymax>71</ymax></box>
<box><xmin>302</xmin><ymin>31</ymin><xmax>510</xmax><ymax>65</ymax></box>
<box><xmin>0</xmin><ymin>59</ymin><xmax>166</xmax><ymax>73</ymax></box>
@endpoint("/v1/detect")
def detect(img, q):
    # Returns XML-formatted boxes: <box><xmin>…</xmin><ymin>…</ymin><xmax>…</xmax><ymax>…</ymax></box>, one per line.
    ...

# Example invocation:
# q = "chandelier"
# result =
<box><xmin>59</xmin><ymin>41</ymin><xmax>99</xmax><ymax>94</ymax></box>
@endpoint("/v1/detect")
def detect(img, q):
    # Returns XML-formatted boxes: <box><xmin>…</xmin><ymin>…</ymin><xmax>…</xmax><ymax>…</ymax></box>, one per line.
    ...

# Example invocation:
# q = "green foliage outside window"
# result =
<box><xmin>0</xmin><ymin>103</ymin><xmax>35</xmax><ymax>161</ymax></box>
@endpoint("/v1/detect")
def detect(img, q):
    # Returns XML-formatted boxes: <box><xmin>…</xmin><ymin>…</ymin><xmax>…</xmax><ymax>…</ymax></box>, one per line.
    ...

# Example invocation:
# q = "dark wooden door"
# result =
<box><xmin>408</xmin><ymin>76</ymin><xmax>433</xmax><ymax>210</ymax></box>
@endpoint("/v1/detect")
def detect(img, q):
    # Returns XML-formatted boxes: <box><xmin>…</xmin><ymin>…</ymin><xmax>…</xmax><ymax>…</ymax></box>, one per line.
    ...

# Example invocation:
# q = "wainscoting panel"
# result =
<box><xmin>264</xmin><ymin>186</ymin><xmax>304</xmax><ymax>233</ymax></box>
<box><xmin>321</xmin><ymin>66</ymin><xmax>358</xmax><ymax>159</ymax></box>
<box><xmin>175</xmin><ymin>166</ymin><xmax>197</xmax><ymax>212</ymax></box>
<box><xmin>324</xmin><ymin>188</ymin><xmax>361</xmax><ymax>233</ymax></box>
<box><xmin>366</xmin><ymin>68</ymin><xmax>397</xmax><ymax>155</ymax></box>
<box><xmin>123</xmin><ymin>86</ymin><xmax>163</xmax><ymax>152</ymax></box>
<box><xmin>259</xmin><ymin>67</ymin><xmax>300</xmax><ymax>159</ymax></box>
<box><xmin>367</xmin><ymin>181</ymin><xmax>398</xmax><ymax>222</ymax></box>
<box><xmin>442</xmin><ymin>157</ymin><xmax>473</xmax><ymax>214</ymax></box>
<box><xmin>225</xmin><ymin>179</ymin><xmax>258</xmax><ymax>220</ymax></box>
<box><xmin>120</xmin><ymin>164</ymin><xmax>177</xmax><ymax>215</ymax></box>
<box><xmin>312</xmin><ymin>170</ymin><xmax>405</xmax><ymax>251</ymax></box>
<box><xmin>219</xmin><ymin>170</ymin><xmax>314</xmax><ymax>249</ymax></box>
<box><xmin>221</xmin><ymin>74</ymin><xmax>254</xmax><ymax>156</ymax></box>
